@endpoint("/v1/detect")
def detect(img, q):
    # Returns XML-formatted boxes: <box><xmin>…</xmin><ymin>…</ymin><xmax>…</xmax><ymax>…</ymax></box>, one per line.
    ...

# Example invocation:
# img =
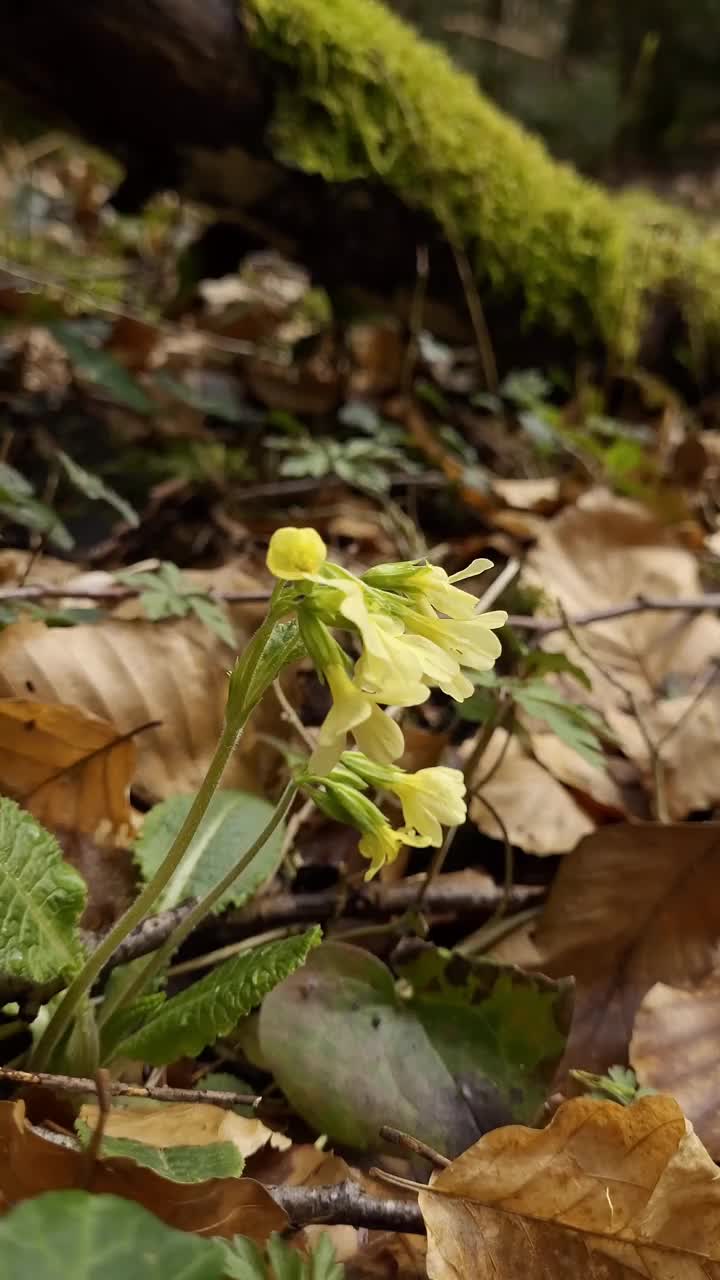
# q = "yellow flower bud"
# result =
<box><xmin>267</xmin><ymin>527</ymin><xmax>327</xmax><ymax>580</ymax></box>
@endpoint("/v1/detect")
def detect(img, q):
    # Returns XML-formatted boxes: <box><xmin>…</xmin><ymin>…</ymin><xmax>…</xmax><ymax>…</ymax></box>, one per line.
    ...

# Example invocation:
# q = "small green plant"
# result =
<box><xmin>114</xmin><ymin>561</ymin><xmax>236</xmax><ymax>645</ymax></box>
<box><xmin>0</xmin><ymin>528</ymin><xmax>506</xmax><ymax>1079</ymax></box>
<box><xmin>266</xmin><ymin>403</ymin><xmax>421</xmax><ymax>495</ymax></box>
<box><xmin>571</xmin><ymin>1065</ymin><xmax>656</xmax><ymax>1106</ymax></box>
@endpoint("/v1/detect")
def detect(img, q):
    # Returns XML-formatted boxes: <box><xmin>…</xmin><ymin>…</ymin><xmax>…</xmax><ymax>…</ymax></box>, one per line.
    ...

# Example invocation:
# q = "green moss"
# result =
<box><xmin>244</xmin><ymin>0</ymin><xmax>720</xmax><ymax>363</ymax></box>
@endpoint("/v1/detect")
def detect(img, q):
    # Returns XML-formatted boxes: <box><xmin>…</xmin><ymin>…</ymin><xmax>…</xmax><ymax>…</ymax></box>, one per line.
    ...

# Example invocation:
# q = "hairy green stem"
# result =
<box><xmin>98</xmin><ymin>781</ymin><xmax>298</xmax><ymax>1029</ymax></box>
<box><xmin>30</xmin><ymin>609</ymin><xmax>283</xmax><ymax>1072</ymax></box>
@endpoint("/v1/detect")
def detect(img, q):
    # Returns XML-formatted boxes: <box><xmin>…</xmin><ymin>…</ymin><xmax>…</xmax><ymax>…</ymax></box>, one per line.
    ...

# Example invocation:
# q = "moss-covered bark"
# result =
<box><xmin>244</xmin><ymin>0</ymin><xmax>720</xmax><ymax>370</ymax></box>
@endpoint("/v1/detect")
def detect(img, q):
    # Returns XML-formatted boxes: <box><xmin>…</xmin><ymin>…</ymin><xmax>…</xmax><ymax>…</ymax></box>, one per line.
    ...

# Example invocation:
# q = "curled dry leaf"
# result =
<box><xmin>0</xmin><ymin>619</ymin><xmax>257</xmax><ymax>802</ymax></box>
<box><xmin>513</xmin><ymin>822</ymin><xmax>720</xmax><ymax>1072</ymax></box>
<box><xmin>0</xmin><ymin>697</ymin><xmax>134</xmax><ymax>840</ymax></box>
<box><xmin>606</xmin><ymin>689</ymin><xmax>720</xmax><ymax>820</ymax></box>
<box><xmin>631</xmin><ymin>978</ymin><xmax>720</xmax><ymax>1157</ymax></box>
<box><xmin>468</xmin><ymin>729</ymin><xmax>594</xmax><ymax>855</ymax></box>
<box><xmin>0</xmin><ymin>1099</ymin><xmax>287</xmax><ymax>1240</ymax></box>
<box><xmin>420</xmin><ymin>1093</ymin><xmax>720</xmax><ymax>1280</ymax></box>
<box><xmin>529</xmin><ymin>731</ymin><xmax>626</xmax><ymax>817</ymax></box>
<box><xmin>79</xmin><ymin>1102</ymin><xmax>290</xmax><ymax>1161</ymax></box>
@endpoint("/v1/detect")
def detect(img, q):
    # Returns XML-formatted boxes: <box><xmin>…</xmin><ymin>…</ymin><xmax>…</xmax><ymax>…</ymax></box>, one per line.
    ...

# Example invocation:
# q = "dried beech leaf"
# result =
<box><xmin>420</xmin><ymin>1093</ymin><xmax>720</xmax><ymax>1279</ymax></box>
<box><xmin>80</xmin><ymin>1102</ymin><xmax>285</xmax><ymax>1163</ymax></box>
<box><xmin>631</xmin><ymin>979</ymin><xmax>720</xmax><ymax>1156</ymax></box>
<box><xmin>468</xmin><ymin>730</ymin><xmax>594</xmax><ymax>854</ymax></box>
<box><xmin>0</xmin><ymin>619</ymin><xmax>257</xmax><ymax>802</ymax></box>
<box><xmin>526</xmin><ymin>822</ymin><xmax>720</xmax><ymax>1071</ymax></box>
<box><xmin>0</xmin><ymin>697</ymin><xmax>134</xmax><ymax>839</ymax></box>
<box><xmin>0</xmin><ymin>1100</ymin><xmax>286</xmax><ymax>1241</ymax></box>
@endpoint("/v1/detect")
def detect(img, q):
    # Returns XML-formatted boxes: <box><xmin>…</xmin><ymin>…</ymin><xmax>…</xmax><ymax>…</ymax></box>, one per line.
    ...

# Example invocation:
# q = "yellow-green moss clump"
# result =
<box><xmin>244</xmin><ymin>0</ymin><xmax>720</xmax><ymax>364</ymax></box>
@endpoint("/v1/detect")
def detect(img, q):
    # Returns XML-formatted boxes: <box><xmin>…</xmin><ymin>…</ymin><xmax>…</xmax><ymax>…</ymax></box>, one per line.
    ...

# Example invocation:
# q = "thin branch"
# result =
<box><xmin>268</xmin><ymin>1180</ymin><xmax>424</xmax><ymax>1233</ymax></box>
<box><xmin>0</xmin><ymin>1067</ymin><xmax>261</xmax><ymax>1109</ymax></box>
<box><xmin>381</xmin><ymin>1125</ymin><xmax>450</xmax><ymax>1168</ymax></box>
<box><xmin>89</xmin><ymin>878</ymin><xmax>545</xmax><ymax>971</ymax></box>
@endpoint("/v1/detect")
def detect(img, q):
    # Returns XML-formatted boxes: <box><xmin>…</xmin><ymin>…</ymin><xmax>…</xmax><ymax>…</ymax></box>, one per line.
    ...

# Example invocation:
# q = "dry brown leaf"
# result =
<box><xmin>606</xmin><ymin>690</ymin><xmax>720</xmax><ymax>819</ymax></box>
<box><xmin>467</xmin><ymin>729</ymin><xmax>594</xmax><ymax>854</ymax></box>
<box><xmin>490</xmin><ymin>476</ymin><xmax>561</xmax><ymax>511</ymax></box>
<box><xmin>524</xmin><ymin>487</ymin><xmax>720</xmax><ymax>713</ymax></box>
<box><xmin>80</xmin><ymin>1102</ymin><xmax>290</xmax><ymax>1160</ymax></box>
<box><xmin>631</xmin><ymin>979</ymin><xmax>720</xmax><ymax>1156</ymax></box>
<box><xmin>529</xmin><ymin>731</ymin><xmax>627</xmax><ymax>816</ymax></box>
<box><xmin>344</xmin><ymin>1233</ymin><xmax>427</xmax><ymax>1279</ymax></box>
<box><xmin>526</xmin><ymin>823</ymin><xmax>720</xmax><ymax>1071</ymax></box>
<box><xmin>420</xmin><ymin>1093</ymin><xmax>720</xmax><ymax>1279</ymax></box>
<box><xmin>0</xmin><ymin>618</ymin><xmax>258</xmax><ymax>802</ymax></box>
<box><xmin>0</xmin><ymin>1099</ymin><xmax>286</xmax><ymax>1239</ymax></box>
<box><xmin>0</xmin><ymin>697</ymin><xmax>134</xmax><ymax>839</ymax></box>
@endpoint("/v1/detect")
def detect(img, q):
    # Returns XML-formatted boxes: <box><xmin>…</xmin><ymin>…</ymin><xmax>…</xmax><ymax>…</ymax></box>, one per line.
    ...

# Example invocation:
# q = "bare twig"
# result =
<box><xmin>450</xmin><ymin>239</ymin><xmax>498</xmax><ymax>393</ymax></box>
<box><xmin>273</xmin><ymin>679</ymin><xmax>316</xmax><ymax>750</ymax></box>
<box><xmin>0</xmin><ymin>1067</ymin><xmax>261</xmax><ymax>1109</ymax></box>
<box><xmin>507</xmin><ymin>593</ymin><xmax>720</xmax><ymax>635</ymax></box>
<box><xmin>401</xmin><ymin>243</ymin><xmax>430</xmax><ymax>392</ymax></box>
<box><xmin>88</xmin><ymin>878</ymin><xmax>544</xmax><ymax>971</ymax></box>
<box><xmin>268</xmin><ymin>1180</ymin><xmax>424</xmax><ymax>1232</ymax></box>
<box><xmin>381</xmin><ymin>1125</ymin><xmax>450</xmax><ymax>1168</ymax></box>
<box><xmin>0</xmin><ymin>583</ymin><xmax>271</xmax><ymax>605</ymax></box>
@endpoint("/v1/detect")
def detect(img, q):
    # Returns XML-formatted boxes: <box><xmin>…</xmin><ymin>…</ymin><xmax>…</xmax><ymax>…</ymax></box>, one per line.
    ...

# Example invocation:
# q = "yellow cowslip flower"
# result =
<box><xmin>406</xmin><ymin>610</ymin><xmax>507</xmax><ymax>672</ymax></box>
<box><xmin>341</xmin><ymin>752</ymin><xmax>466</xmax><ymax>847</ymax></box>
<box><xmin>341</xmin><ymin>585</ymin><xmax>462</xmax><ymax>704</ymax></box>
<box><xmin>310</xmin><ymin>662</ymin><xmax>404</xmax><ymax>774</ymax></box>
<box><xmin>267</xmin><ymin>527</ymin><xmax>327</xmax><ymax>580</ymax></box>
<box><xmin>358</xmin><ymin>822</ymin><xmax>430</xmax><ymax>880</ymax></box>
<box><xmin>364</xmin><ymin>556</ymin><xmax>494</xmax><ymax>619</ymax></box>
<box><xmin>390</xmin><ymin>766</ymin><xmax>467</xmax><ymax>846</ymax></box>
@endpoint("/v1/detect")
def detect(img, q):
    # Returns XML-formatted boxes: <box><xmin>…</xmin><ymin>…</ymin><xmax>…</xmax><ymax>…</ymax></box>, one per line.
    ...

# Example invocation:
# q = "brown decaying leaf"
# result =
<box><xmin>524</xmin><ymin>488</ymin><xmax>720</xmax><ymax>814</ymax></box>
<box><xmin>529</xmin><ymin>731</ymin><xmax>627</xmax><ymax>817</ymax></box>
<box><xmin>468</xmin><ymin>729</ymin><xmax>594</xmax><ymax>855</ymax></box>
<box><xmin>0</xmin><ymin>697</ymin><xmax>134</xmax><ymax>839</ymax></box>
<box><xmin>0</xmin><ymin>1099</ymin><xmax>286</xmax><ymax>1240</ymax></box>
<box><xmin>631</xmin><ymin>978</ymin><xmax>720</xmax><ymax>1157</ymax></box>
<box><xmin>0</xmin><ymin>618</ymin><xmax>257</xmax><ymax>802</ymax></box>
<box><xmin>507</xmin><ymin>822</ymin><xmax>720</xmax><ymax>1072</ymax></box>
<box><xmin>420</xmin><ymin>1093</ymin><xmax>720</xmax><ymax>1279</ymax></box>
<box><xmin>80</xmin><ymin>1102</ymin><xmax>290</xmax><ymax>1160</ymax></box>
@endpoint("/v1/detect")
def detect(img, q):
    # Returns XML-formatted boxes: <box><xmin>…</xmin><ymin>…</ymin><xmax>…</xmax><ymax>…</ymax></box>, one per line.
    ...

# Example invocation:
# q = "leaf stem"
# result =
<box><xmin>97</xmin><ymin>781</ymin><xmax>298</xmax><ymax>1032</ymax></box>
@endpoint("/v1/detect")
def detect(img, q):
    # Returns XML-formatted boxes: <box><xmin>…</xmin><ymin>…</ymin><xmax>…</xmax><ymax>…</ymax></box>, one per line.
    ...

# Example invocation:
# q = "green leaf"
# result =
<box><xmin>512</xmin><ymin>682</ymin><xmax>607</xmax><ymax>767</ymax></box>
<box><xmin>51</xmin><ymin>323</ymin><xmax>154</xmax><ymax>414</ymax></box>
<box><xmin>521</xmin><ymin>650</ymin><xmax>592</xmax><ymax>689</ymax></box>
<box><xmin>0</xmin><ymin>799</ymin><xmax>86</xmax><ymax>986</ymax></box>
<box><xmin>133</xmin><ymin>790</ymin><xmax>287</xmax><ymax>915</ymax></box>
<box><xmin>115</xmin><ymin>562</ymin><xmax>235</xmax><ymax>645</ymax></box>
<box><xmin>202</xmin><ymin>1071</ymin><xmax>257</xmax><ymax>1117</ymax></box>
<box><xmin>242</xmin><ymin>619</ymin><xmax>306</xmax><ymax>714</ymax></box>
<box><xmin>76</xmin><ymin>1122</ymin><xmax>244</xmax><ymax>1182</ymax></box>
<box><xmin>258</xmin><ymin>942</ymin><xmax>571</xmax><ymax>1156</ymax></box>
<box><xmin>222</xmin><ymin>1232</ymin><xmax>344</xmax><ymax>1280</ymax></box>
<box><xmin>0</xmin><ymin>462</ymin><xmax>73</xmax><ymax>550</ymax></box>
<box><xmin>0</xmin><ymin>1190</ymin><xmax>225</xmax><ymax>1279</ymax></box>
<box><xmin>99</xmin><ymin>992</ymin><xmax>166</xmax><ymax>1062</ymax></box>
<box><xmin>56</xmin><ymin>450</ymin><xmax>139</xmax><ymax>527</ymax></box>
<box><xmin>113</xmin><ymin>929</ymin><xmax>321</xmax><ymax>1066</ymax></box>
<box><xmin>571</xmin><ymin>1064</ymin><xmax>657</xmax><ymax>1106</ymax></box>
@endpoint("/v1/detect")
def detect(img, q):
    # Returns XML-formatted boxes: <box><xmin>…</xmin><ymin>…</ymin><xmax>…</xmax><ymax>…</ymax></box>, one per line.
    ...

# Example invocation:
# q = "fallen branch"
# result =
<box><xmin>0</xmin><ymin>1066</ymin><xmax>260</xmax><ymax>1110</ymax></box>
<box><xmin>96</xmin><ymin>877</ymin><xmax>545</xmax><ymax>969</ymax></box>
<box><xmin>268</xmin><ymin>1179</ymin><xmax>424</xmax><ymax>1233</ymax></box>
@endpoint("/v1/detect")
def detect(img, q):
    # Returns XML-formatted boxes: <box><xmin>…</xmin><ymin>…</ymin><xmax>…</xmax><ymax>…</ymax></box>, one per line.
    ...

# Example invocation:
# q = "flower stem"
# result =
<box><xmin>30</xmin><ymin>714</ymin><xmax>246</xmax><ymax>1071</ymax></box>
<box><xmin>98</xmin><ymin>781</ymin><xmax>298</xmax><ymax>1031</ymax></box>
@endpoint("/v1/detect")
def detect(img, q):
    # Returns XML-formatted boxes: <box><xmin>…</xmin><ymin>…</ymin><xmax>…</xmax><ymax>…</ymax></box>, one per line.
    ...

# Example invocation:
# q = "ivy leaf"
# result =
<box><xmin>512</xmin><ymin>681</ymin><xmax>606</xmax><ymax>767</ymax></box>
<box><xmin>56</xmin><ymin>450</ymin><xmax>139</xmax><ymax>527</ymax></box>
<box><xmin>222</xmin><ymin>1232</ymin><xmax>344</xmax><ymax>1280</ymax></box>
<box><xmin>111</xmin><ymin>929</ymin><xmax>321</xmax><ymax>1066</ymax></box>
<box><xmin>0</xmin><ymin>1190</ymin><xmax>225</xmax><ymax>1279</ymax></box>
<box><xmin>115</xmin><ymin>562</ymin><xmax>235</xmax><ymax>646</ymax></box>
<box><xmin>0</xmin><ymin>798</ymin><xmax>86</xmax><ymax>987</ymax></box>
<box><xmin>75</xmin><ymin>1123</ymin><xmax>244</xmax><ymax>1183</ymax></box>
<box><xmin>133</xmin><ymin>790</ymin><xmax>287</xmax><ymax>915</ymax></box>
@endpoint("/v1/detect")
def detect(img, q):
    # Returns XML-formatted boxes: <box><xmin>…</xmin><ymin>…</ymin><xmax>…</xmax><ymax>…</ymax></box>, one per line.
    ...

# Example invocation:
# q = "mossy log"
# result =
<box><xmin>1</xmin><ymin>0</ymin><xmax>720</xmax><ymax>382</ymax></box>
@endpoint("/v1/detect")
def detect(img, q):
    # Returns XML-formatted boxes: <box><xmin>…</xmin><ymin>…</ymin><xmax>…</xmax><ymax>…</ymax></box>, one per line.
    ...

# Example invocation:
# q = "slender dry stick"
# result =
<box><xmin>273</xmin><ymin>679</ymin><xmax>316</xmax><ymax>750</ymax></box>
<box><xmin>0</xmin><ymin>1067</ymin><xmax>261</xmax><ymax>1109</ymax></box>
<box><xmin>401</xmin><ymin>243</ymin><xmax>429</xmax><ymax>392</ymax></box>
<box><xmin>450</xmin><ymin>238</ymin><xmax>498</xmax><ymax>393</ymax></box>
<box><xmin>381</xmin><ymin>1125</ymin><xmax>450</xmax><ymax>1168</ymax></box>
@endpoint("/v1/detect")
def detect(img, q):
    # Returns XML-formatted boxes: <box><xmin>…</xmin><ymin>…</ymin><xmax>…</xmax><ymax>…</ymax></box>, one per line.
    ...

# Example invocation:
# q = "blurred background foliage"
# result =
<box><xmin>392</xmin><ymin>0</ymin><xmax>720</xmax><ymax>177</ymax></box>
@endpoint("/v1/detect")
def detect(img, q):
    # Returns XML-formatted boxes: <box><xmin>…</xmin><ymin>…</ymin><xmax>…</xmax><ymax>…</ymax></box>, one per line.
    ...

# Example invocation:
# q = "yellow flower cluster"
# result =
<box><xmin>266</xmin><ymin>526</ymin><xmax>506</xmax><ymax>875</ymax></box>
